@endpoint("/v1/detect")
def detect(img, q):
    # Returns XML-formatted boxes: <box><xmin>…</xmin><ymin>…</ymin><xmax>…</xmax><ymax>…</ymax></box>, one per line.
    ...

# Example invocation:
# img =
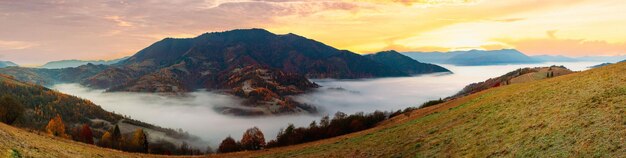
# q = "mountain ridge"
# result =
<box><xmin>364</xmin><ymin>50</ymin><xmax>451</xmax><ymax>75</ymax></box>
<box><xmin>0</xmin><ymin>61</ymin><xmax>18</xmax><ymax>68</ymax></box>
<box><xmin>402</xmin><ymin>49</ymin><xmax>541</xmax><ymax>66</ymax></box>
<box><xmin>39</xmin><ymin>57</ymin><xmax>129</xmax><ymax>69</ymax></box>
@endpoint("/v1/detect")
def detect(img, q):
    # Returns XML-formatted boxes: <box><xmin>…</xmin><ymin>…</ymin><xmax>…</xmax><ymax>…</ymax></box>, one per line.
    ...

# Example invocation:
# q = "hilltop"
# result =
<box><xmin>451</xmin><ymin>65</ymin><xmax>574</xmax><ymax>98</ymax></box>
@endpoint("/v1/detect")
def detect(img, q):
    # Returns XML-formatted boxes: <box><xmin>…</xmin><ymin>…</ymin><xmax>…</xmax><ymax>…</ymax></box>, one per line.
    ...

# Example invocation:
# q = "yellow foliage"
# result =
<box><xmin>45</xmin><ymin>114</ymin><xmax>69</xmax><ymax>139</ymax></box>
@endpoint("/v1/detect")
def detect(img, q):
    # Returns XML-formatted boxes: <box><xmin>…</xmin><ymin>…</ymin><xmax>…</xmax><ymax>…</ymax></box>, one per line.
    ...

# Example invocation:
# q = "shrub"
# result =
<box><xmin>0</xmin><ymin>95</ymin><xmax>24</xmax><ymax>125</ymax></box>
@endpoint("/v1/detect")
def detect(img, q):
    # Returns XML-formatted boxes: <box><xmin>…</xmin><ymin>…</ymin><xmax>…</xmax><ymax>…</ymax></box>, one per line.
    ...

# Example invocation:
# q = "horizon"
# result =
<box><xmin>2</xmin><ymin>0</ymin><xmax>626</xmax><ymax>65</ymax></box>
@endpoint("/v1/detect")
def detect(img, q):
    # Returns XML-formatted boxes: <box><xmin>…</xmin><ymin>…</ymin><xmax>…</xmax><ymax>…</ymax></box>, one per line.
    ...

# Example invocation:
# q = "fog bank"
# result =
<box><xmin>52</xmin><ymin>62</ymin><xmax>600</xmax><ymax>148</ymax></box>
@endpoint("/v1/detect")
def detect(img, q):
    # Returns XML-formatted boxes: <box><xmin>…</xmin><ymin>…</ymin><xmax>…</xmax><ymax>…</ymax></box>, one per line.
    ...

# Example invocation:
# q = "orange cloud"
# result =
<box><xmin>498</xmin><ymin>37</ymin><xmax>626</xmax><ymax>56</ymax></box>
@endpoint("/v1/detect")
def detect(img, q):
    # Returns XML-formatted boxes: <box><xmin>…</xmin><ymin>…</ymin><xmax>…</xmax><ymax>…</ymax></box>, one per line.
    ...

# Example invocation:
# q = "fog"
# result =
<box><xmin>51</xmin><ymin>62</ymin><xmax>600</xmax><ymax>148</ymax></box>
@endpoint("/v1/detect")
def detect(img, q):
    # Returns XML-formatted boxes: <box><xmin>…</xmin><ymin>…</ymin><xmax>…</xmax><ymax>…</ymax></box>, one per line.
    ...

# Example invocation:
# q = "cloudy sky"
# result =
<box><xmin>1</xmin><ymin>0</ymin><xmax>625</xmax><ymax>66</ymax></box>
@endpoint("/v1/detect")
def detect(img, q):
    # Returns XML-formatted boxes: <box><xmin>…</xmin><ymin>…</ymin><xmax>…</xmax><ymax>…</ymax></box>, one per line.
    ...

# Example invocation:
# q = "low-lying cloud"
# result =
<box><xmin>51</xmin><ymin>62</ymin><xmax>600</xmax><ymax>148</ymax></box>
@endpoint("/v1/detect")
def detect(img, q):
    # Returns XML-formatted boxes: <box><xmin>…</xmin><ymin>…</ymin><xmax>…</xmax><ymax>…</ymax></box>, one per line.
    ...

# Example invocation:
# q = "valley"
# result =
<box><xmin>49</xmin><ymin>62</ymin><xmax>600</xmax><ymax>148</ymax></box>
<box><xmin>3</xmin><ymin>1</ymin><xmax>626</xmax><ymax>157</ymax></box>
<box><xmin>1</xmin><ymin>60</ymin><xmax>623</xmax><ymax>157</ymax></box>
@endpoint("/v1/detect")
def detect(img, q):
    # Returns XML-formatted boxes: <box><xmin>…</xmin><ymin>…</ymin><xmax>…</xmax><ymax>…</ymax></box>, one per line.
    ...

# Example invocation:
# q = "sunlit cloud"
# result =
<box><xmin>0</xmin><ymin>40</ymin><xmax>37</xmax><ymax>50</ymax></box>
<box><xmin>497</xmin><ymin>37</ymin><xmax>626</xmax><ymax>56</ymax></box>
<box><xmin>0</xmin><ymin>0</ymin><xmax>625</xmax><ymax>65</ymax></box>
<box><xmin>104</xmin><ymin>16</ymin><xmax>133</xmax><ymax>27</ymax></box>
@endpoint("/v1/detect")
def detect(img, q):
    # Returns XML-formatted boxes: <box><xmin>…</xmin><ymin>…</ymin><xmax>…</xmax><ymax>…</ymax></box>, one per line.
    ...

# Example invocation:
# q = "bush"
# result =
<box><xmin>420</xmin><ymin>98</ymin><xmax>445</xmax><ymax>108</ymax></box>
<box><xmin>218</xmin><ymin>136</ymin><xmax>240</xmax><ymax>153</ymax></box>
<box><xmin>0</xmin><ymin>95</ymin><xmax>24</xmax><ymax>125</ymax></box>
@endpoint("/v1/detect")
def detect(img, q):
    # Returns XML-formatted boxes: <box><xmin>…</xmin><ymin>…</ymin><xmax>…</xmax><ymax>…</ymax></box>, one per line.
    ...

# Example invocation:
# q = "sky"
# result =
<box><xmin>1</xmin><ymin>0</ymin><xmax>625</xmax><ymax>66</ymax></box>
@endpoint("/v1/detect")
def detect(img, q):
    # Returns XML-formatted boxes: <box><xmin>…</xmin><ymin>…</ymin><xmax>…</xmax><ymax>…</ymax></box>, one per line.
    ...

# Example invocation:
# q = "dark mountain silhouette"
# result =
<box><xmin>364</xmin><ymin>50</ymin><xmax>451</xmax><ymax>75</ymax></box>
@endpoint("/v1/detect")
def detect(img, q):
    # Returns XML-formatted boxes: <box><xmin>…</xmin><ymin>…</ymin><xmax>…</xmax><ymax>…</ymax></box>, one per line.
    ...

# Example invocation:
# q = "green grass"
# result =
<box><xmin>256</xmin><ymin>62</ymin><xmax>626</xmax><ymax>157</ymax></box>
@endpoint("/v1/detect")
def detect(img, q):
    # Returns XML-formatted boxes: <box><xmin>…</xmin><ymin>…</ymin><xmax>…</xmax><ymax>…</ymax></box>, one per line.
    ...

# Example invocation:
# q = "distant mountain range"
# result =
<box><xmin>39</xmin><ymin>57</ymin><xmax>129</xmax><ymax>69</ymax></box>
<box><xmin>532</xmin><ymin>55</ymin><xmax>626</xmax><ymax>63</ymax></box>
<box><xmin>0</xmin><ymin>61</ymin><xmax>18</xmax><ymax>68</ymax></box>
<box><xmin>402</xmin><ymin>49</ymin><xmax>541</xmax><ymax>66</ymax></box>
<box><xmin>403</xmin><ymin>49</ymin><xmax>626</xmax><ymax>65</ymax></box>
<box><xmin>0</xmin><ymin>28</ymin><xmax>449</xmax><ymax>116</ymax></box>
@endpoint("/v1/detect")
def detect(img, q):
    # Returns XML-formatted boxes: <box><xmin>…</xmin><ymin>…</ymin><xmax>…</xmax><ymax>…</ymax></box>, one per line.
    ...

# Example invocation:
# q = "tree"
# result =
<box><xmin>110</xmin><ymin>124</ymin><xmax>122</xmax><ymax>149</ymax></box>
<box><xmin>179</xmin><ymin>141</ymin><xmax>190</xmax><ymax>155</ymax></box>
<box><xmin>241</xmin><ymin>127</ymin><xmax>266</xmax><ymax>150</ymax></box>
<box><xmin>218</xmin><ymin>136</ymin><xmax>239</xmax><ymax>153</ymax></box>
<box><xmin>79</xmin><ymin>124</ymin><xmax>94</xmax><ymax>144</ymax></box>
<box><xmin>0</xmin><ymin>95</ymin><xmax>24</xmax><ymax>125</ymax></box>
<box><xmin>130</xmin><ymin>128</ymin><xmax>148</xmax><ymax>153</ymax></box>
<box><xmin>320</xmin><ymin>115</ymin><xmax>330</xmax><ymax>127</ymax></box>
<box><xmin>99</xmin><ymin>131</ymin><xmax>113</xmax><ymax>148</ymax></box>
<box><xmin>46</xmin><ymin>114</ymin><xmax>69</xmax><ymax>138</ymax></box>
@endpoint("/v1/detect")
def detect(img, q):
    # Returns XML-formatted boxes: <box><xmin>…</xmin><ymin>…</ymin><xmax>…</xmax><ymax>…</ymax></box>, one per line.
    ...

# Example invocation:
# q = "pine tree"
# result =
<box><xmin>111</xmin><ymin>124</ymin><xmax>122</xmax><ymax>149</ymax></box>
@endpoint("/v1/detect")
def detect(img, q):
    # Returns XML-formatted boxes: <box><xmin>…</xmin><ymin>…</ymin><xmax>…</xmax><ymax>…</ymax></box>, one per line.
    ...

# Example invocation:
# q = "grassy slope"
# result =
<box><xmin>219</xmin><ymin>61</ymin><xmax>626</xmax><ymax>157</ymax></box>
<box><xmin>0</xmin><ymin>123</ymin><xmax>153</xmax><ymax>158</ymax></box>
<box><xmin>2</xmin><ymin>62</ymin><xmax>626</xmax><ymax>157</ymax></box>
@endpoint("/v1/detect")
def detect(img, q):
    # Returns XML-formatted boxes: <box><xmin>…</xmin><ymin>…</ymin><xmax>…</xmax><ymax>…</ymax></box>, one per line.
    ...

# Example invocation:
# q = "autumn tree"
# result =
<box><xmin>241</xmin><ymin>127</ymin><xmax>266</xmax><ymax>150</ymax></box>
<box><xmin>218</xmin><ymin>136</ymin><xmax>240</xmax><ymax>153</ymax></box>
<box><xmin>0</xmin><ymin>95</ymin><xmax>24</xmax><ymax>125</ymax></box>
<box><xmin>79</xmin><ymin>124</ymin><xmax>94</xmax><ymax>144</ymax></box>
<box><xmin>99</xmin><ymin>131</ymin><xmax>112</xmax><ymax>147</ymax></box>
<box><xmin>46</xmin><ymin>114</ymin><xmax>69</xmax><ymax>138</ymax></box>
<box><xmin>130</xmin><ymin>128</ymin><xmax>149</xmax><ymax>153</ymax></box>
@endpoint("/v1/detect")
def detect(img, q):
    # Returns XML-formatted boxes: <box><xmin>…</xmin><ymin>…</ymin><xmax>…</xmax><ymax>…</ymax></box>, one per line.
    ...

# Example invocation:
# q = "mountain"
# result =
<box><xmin>39</xmin><ymin>57</ymin><xmax>129</xmax><ymax>69</ymax></box>
<box><xmin>1</xmin><ymin>29</ymin><xmax>454</xmax><ymax>116</ymax></box>
<box><xmin>0</xmin><ymin>61</ymin><xmax>18</xmax><ymax>68</ymax></box>
<box><xmin>80</xmin><ymin>29</ymin><xmax>448</xmax><ymax>115</ymax></box>
<box><xmin>402</xmin><ymin>49</ymin><xmax>542</xmax><ymax>66</ymax></box>
<box><xmin>450</xmin><ymin>65</ymin><xmax>574</xmax><ymax>98</ymax></box>
<box><xmin>575</xmin><ymin>55</ymin><xmax>626</xmax><ymax>63</ymax></box>
<box><xmin>0</xmin><ymin>63</ymin><xmax>109</xmax><ymax>86</ymax></box>
<box><xmin>364</xmin><ymin>50</ymin><xmax>451</xmax><ymax>75</ymax></box>
<box><xmin>531</xmin><ymin>55</ymin><xmax>580</xmax><ymax>62</ymax></box>
<box><xmin>533</xmin><ymin>55</ymin><xmax>626</xmax><ymax>63</ymax></box>
<box><xmin>0</xmin><ymin>74</ymin><xmax>199</xmax><ymax>148</ymax></box>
